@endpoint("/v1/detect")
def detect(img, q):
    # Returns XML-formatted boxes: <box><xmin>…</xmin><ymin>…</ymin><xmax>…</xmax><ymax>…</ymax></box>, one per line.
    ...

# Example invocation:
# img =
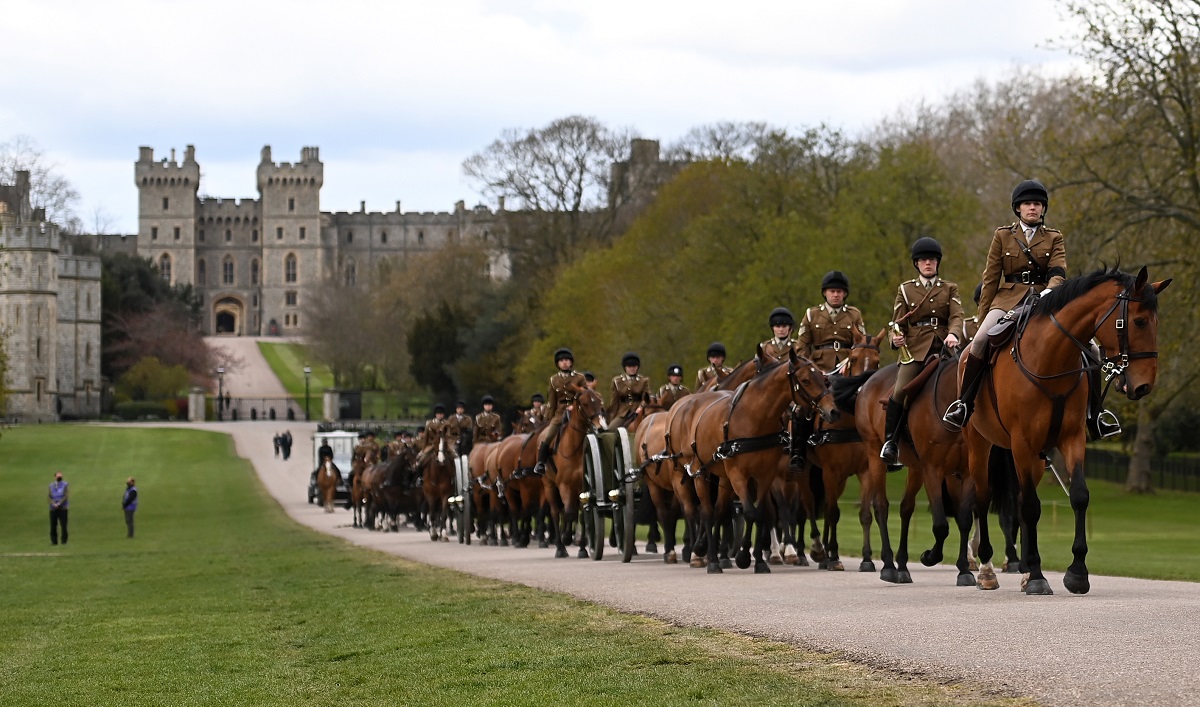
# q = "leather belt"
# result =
<box><xmin>1004</xmin><ymin>271</ymin><xmax>1047</xmax><ymax>285</ymax></box>
<box><xmin>813</xmin><ymin>342</ymin><xmax>843</xmax><ymax>351</ymax></box>
<box><xmin>910</xmin><ymin>318</ymin><xmax>941</xmax><ymax>327</ymax></box>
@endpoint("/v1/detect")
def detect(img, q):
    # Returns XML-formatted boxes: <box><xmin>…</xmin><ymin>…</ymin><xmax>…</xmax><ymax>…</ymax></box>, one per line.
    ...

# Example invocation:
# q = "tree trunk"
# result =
<box><xmin>1125</xmin><ymin>404</ymin><xmax>1158</xmax><ymax>494</ymax></box>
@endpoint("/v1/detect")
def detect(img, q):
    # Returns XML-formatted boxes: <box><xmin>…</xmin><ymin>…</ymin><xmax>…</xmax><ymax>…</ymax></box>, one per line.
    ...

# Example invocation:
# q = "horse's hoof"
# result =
<box><xmin>689</xmin><ymin>557</ymin><xmax>707</xmax><ymax>569</ymax></box>
<box><xmin>976</xmin><ymin>570</ymin><xmax>999</xmax><ymax>590</ymax></box>
<box><xmin>577</xmin><ymin>548</ymin><xmax>589</xmax><ymax>559</ymax></box>
<box><xmin>827</xmin><ymin>560</ymin><xmax>844</xmax><ymax>572</ymax></box>
<box><xmin>768</xmin><ymin>554</ymin><xmax>783</xmax><ymax>565</ymax></box>
<box><xmin>1004</xmin><ymin>561</ymin><xmax>1021</xmax><ymax>573</ymax></box>
<box><xmin>707</xmin><ymin>562</ymin><xmax>724</xmax><ymax>574</ymax></box>
<box><xmin>645</xmin><ymin>542</ymin><xmax>658</xmax><ymax>554</ymax></box>
<box><xmin>858</xmin><ymin>560</ymin><xmax>876</xmax><ymax>572</ymax></box>
<box><xmin>809</xmin><ymin>547</ymin><xmax>827</xmax><ymax>563</ymax></box>
<box><xmin>1064</xmin><ymin>570</ymin><xmax>1091</xmax><ymax>595</ymax></box>
<box><xmin>795</xmin><ymin>554</ymin><xmax>809</xmax><ymax>567</ymax></box>
<box><xmin>920</xmin><ymin>550</ymin><xmax>941</xmax><ymax>567</ymax></box>
<box><xmin>1025</xmin><ymin>578</ymin><xmax>1054</xmax><ymax>595</ymax></box>
<box><xmin>818</xmin><ymin>559</ymin><xmax>829</xmax><ymax>570</ymax></box>
<box><xmin>754</xmin><ymin>562</ymin><xmax>771</xmax><ymax>574</ymax></box>
<box><xmin>896</xmin><ymin>570</ymin><xmax>912</xmax><ymax>584</ymax></box>
<box><xmin>735</xmin><ymin>550</ymin><xmax>751</xmax><ymax>570</ymax></box>
<box><xmin>719</xmin><ymin>558</ymin><xmax>733</xmax><ymax>570</ymax></box>
<box><xmin>539</xmin><ymin>541</ymin><xmax>550</xmax><ymax>549</ymax></box>
<box><xmin>441</xmin><ymin>535</ymin><xmax>450</xmax><ymax>543</ymax></box>
<box><xmin>880</xmin><ymin>567</ymin><xmax>899</xmax><ymax>583</ymax></box>
<box><xmin>956</xmin><ymin>571</ymin><xmax>976</xmax><ymax>587</ymax></box>
<box><xmin>682</xmin><ymin>548</ymin><xmax>693</xmax><ymax>563</ymax></box>
<box><xmin>554</xmin><ymin>548</ymin><xmax>568</xmax><ymax>558</ymax></box>
<box><xmin>488</xmin><ymin>537</ymin><xmax>498</xmax><ymax>547</ymax></box>
<box><xmin>665</xmin><ymin>551</ymin><xmax>678</xmax><ymax>564</ymax></box>
<box><xmin>968</xmin><ymin>557</ymin><xmax>979</xmax><ymax>571</ymax></box>
<box><xmin>500</xmin><ymin>538</ymin><xmax>510</xmax><ymax>547</ymax></box>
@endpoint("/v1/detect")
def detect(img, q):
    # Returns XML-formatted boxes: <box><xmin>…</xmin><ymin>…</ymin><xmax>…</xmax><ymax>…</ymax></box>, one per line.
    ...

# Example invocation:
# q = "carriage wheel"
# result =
<box><xmin>456</xmin><ymin>456</ymin><xmax>472</xmax><ymax>545</ymax></box>
<box><xmin>584</xmin><ymin>434</ymin><xmax>605</xmax><ymax>561</ymax></box>
<box><xmin>615</xmin><ymin>428</ymin><xmax>637</xmax><ymax>563</ymax></box>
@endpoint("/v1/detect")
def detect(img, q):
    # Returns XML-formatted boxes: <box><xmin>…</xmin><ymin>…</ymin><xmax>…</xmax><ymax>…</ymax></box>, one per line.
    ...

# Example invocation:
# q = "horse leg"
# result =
<box><xmin>752</xmin><ymin>483</ymin><xmax>776</xmax><ymax>574</ymax></box>
<box><xmin>950</xmin><ymin>475</ymin><xmax>977</xmax><ymax>587</ymax></box>
<box><xmin>693</xmin><ymin>475</ymin><xmax>721</xmax><ymax>573</ymax></box>
<box><xmin>1062</xmin><ymin>439</ymin><xmax>1091</xmax><ymax>595</ymax></box>
<box><xmin>968</xmin><ymin>431</ymin><xmax>999</xmax><ymax>590</ymax></box>
<box><xmin>920</xmin><ymin>472</ymin><xmax>950</xmax><ymax>569</ymax></box>
<box><xmin>893</xmin><ymin>465</ymin><xmax>922</xmax><ymax>584</ymax></box>
<box><xmin>648</xmin><ymin>483</ymin><xmax>676</xmax><ymax>564</ymax></box>
<box><xmin>857</xmin><ymin>471</ymin><xmax>876</xmax><ymax>572</ymax></box>
<box><xmin>868</xmin><ymin>457</ymin><xmax>899</xmax><ymax>584</ymax></box>
<box><xmin>646</xmin><ymin>519</ymin><xmax>661</xmax><ymax>554</ymax></box>
<box><xmin>1015</xmin><ymin>448</ymin><xmax>1052</xmax><ymax>595</ymax></box>
<box><xmin>824</xmin><ymin>475</ymin><xmax>846</xmax><ymax>571</ymax></box>
<box><xmin>725</xmin><ymin>471</ymin><xmax>758</xmax><ymax>570</ymax></box>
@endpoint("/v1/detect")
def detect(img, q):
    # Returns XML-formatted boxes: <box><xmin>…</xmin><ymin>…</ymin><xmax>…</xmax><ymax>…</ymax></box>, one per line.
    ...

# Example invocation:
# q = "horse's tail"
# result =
<box><xmin>988</xmin><ymin>445</ymin><xmax>1018</xmax><ymax>517</ymax></box>
<box><xmin>807</xmin><ymin>464</ymin><xmax>825</xmax><ymax>520</ymax></box>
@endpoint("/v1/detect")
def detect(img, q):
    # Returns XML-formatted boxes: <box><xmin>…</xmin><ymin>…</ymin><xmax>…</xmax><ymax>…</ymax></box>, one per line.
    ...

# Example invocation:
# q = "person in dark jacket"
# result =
<box><xmin>122</xmin><ymin>477</ymin><xmax>138</xmax><ymax>538</ymax></box>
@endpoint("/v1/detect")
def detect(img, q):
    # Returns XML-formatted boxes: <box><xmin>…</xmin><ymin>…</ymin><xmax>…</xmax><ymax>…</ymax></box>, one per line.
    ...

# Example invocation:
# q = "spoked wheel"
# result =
<box><xmin>455</xmin><ymin>455</ymin><xmax>472</xmax><ymax>545</ymax></box>
<box><xmin>615</xmin><ymin>428</ymin><xmax>638</xmax><ymax>563</ymax></box>
<box><xmin>584</xmin><ymin>433</ymin><xmax>606</xmax><ymax>561</ymax></box>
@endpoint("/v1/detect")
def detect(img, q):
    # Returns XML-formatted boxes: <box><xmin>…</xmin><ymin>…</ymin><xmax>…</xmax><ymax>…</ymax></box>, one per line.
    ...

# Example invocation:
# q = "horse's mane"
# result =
<box><xmin>1032</xmin><ymin>266</ymin><xmax>1156</xmax><ymax>317</ymax></box>
<box><xmin>831</xmin><ymin>370</ymin><xmax>878</xmax><ymax>413</ymax></box>
<box><xmin>713</xmin><ymin>358</ymin><xmax>756</xmax><ymax>390</ymax></box>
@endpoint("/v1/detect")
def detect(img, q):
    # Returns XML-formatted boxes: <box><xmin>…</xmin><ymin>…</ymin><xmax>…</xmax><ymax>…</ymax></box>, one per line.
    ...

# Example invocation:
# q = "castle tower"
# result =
<box><xmin>257</xmin><ymin>146</ymin><xmax>323</xmax><ymax>335</ymax></box>
<box><xmin>135</xmin><ymin>146</ymin><xmax>199</xmax><ymax>286</ymax></box>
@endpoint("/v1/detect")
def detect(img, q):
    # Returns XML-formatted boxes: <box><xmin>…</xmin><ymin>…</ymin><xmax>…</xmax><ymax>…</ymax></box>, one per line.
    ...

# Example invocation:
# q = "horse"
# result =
<box><xmin>966</xmin><ymin>266</ymin><xmax>1169</xmax><ymax>595</ymax></box>
<box><xmin>422</xmin><ymin>427</ymin><xmax>457</xmax><ymax>542</ymax></box>
<box><xmin>634</xmin><ymin>410</ymin><xmax>694</xmax><ymax>564</ymax></box>
<box><xmin>316</xmin><ymin>459</ymin><xmax>341</xmax><ymax>513</ymax></box>
<box><xmin>362</xmin><ymin>445</ymin><xmax>419</xmax><ymax>531</ymax></box>
<box><xmin>493</xmin><ymin>432</ymin><xmax>539</xmax><ymax>548</ymax></box>
<box><xmin>690</xmin><ymin>347</ymin><xmax>840</xmax><ymax>573</ymax></box>
<box><xmin>349</xmin><ymin>445</ymin><xmax>379</xmax><ymax>529</ymax></box>
<box><xmin>469</xmin><ymin>440</ymin><xmax>506</xmax><ymax>546</ymax></box>
<box><xmin>541</xmin><ymin>386</ymin><xmax>608</xmax><ymax>559</ymax></box>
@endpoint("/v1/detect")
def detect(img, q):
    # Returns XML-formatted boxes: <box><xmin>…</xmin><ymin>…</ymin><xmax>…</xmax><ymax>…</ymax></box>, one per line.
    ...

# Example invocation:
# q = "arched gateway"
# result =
<box><xmin>214</xmin><ymin>297</ymin><xmax>244</xmax><ymax>335</ymax></box>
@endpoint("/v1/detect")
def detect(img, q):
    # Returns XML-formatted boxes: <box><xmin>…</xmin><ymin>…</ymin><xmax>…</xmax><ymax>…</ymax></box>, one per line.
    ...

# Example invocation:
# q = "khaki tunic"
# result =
<box><xmin>353</xmin><ymin>439</ymin><xmax>381</xmax><ymax>466</ymax></box>
<box><xmin>695</xmin><ymin>364</ymin><xmax>733</xmax><ymax>391</ymax></box>
<box><xmin>794</xmin><ymin>304</ymin><xmax>868</xmax><ymax>372</ymax></box>
<box><xmin>978</xmin><ymin>223</ymin><xmax>1067</xmax><ymax>314</ymax></box>
<box><xmin>451</xmin><ymin>412</ymin><xmax>474</xmax><ymax>439</ymax></box>
<box><xmin>962</xmin><ymin>315</ymin><xmax>981</xmax><ymax>346</ymax></box>
<box><xmin>608</xmin><ymin>374</ymin><xmax>651</xmax><ymax>420</ymax></box>
<box><xmin>656</xmin><ymin>382</ymin><xmax>691</xmax><ymax>410</ymax></box>
<box><xmin>424</xmin><ymin>417</ymin><xmax>456</xmax><ymax>445</ymax></box>
<box><xmin>759</xmin><ymin>337</ymin><xmax>795</xmax><ymax>364</ymax></box>
<box><xmin>545</xmin><ymin>370</ymin><xmax>588</xmax><ymax>422</ymax></box>
<box><xmin>892</xmin><ymin>278</ymin><xmax>965</xmax><ymax>361</ymax></box>
<box><xmin>475</xmin><ymin>411</ymin><xmax>502</xmax><ymax>441</ymax></box>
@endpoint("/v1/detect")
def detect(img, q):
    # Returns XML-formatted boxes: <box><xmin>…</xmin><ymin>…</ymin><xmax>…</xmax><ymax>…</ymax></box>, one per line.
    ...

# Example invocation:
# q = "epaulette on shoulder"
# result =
<box><xmin>999</xmin><ymin>223</ymin><xmax>1017</xmax><ymax>231</ymax></box>
<box><xmin>1043</xmin><ymin>226</ymin><xmax>1061</xmax><ymax>233</ymax></box>
<box><xmin>846</xmin><ymin>304</ymin><xmax>861</xmax><ymax>313</ymax></box>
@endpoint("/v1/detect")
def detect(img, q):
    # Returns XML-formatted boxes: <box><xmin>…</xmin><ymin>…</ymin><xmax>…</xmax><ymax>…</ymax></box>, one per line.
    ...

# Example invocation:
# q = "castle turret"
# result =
<box><xmin>257</xmin><ymin>146</ymin><xmax>323</xmax><ymax>335</ymax></box>
<box><xmin>135</xmin><ymin>145</ymin><xmax>199</xmax><ymax>286</ymax></box>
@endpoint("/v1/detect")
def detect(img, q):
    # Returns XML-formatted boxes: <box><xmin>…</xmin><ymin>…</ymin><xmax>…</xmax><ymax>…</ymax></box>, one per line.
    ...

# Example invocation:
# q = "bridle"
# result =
<box><xmin>788</xmin><ymin>357</ymin><xmax>834</xmax><ymax>419</ymax></box>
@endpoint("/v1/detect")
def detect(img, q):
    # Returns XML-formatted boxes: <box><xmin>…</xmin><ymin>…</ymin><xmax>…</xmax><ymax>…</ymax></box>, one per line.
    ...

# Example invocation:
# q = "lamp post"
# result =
<box><xmin>303</xmin><ymin>365</ymin><xmax>312</xmax><ymax>421</ymax></box>
<box><xmin>216</xmin><ymin>366</ymin><xmax>225</xmax><ymax>421</ymax></box>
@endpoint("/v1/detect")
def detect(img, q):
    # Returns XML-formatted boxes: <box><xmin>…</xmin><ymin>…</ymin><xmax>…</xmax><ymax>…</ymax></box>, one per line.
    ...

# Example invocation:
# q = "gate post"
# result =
<box><xmin>322</xmin><ymin>389</ymin><xmax>339</xmax><ymax>422</ymax></box>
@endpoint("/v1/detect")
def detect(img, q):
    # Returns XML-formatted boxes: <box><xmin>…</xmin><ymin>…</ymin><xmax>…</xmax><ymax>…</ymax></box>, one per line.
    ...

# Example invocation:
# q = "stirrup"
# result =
<box><xmin>879</xmin><ymin>440</ymin><xmax>902</xmax><ymax>472</ymax></box>
<box><xmin>1094</xmin><ymin>409</ymin><xmax>1122</xmax><ymax>439</ymax></box>
<box><xmin>942</xmin><ymin>400</ymin><xmax>968</xmax><ymax>429</ymax></box>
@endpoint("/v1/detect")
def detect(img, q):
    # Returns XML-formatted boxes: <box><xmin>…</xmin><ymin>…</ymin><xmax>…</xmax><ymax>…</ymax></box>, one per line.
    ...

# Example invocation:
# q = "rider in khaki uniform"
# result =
<box><xmin>695</xmin><ymin>342</ymin><xmax>733</xmax><ymax>390</ymax></box>
<box><xmin>534</xmin><ymin>348</ymin><xmax>588</xmax><ymax>475</ymax></box>
<box><xmin>657</xmin><ymin>364</ymin><xmax>690</xmax><ymax>410</ymax></box>
<box><xmin>760</xmin><ymin>308</ymin><xmax>796</xmax><ymax>364</ymax></box>
<box><xmin>416</xmin><ymin>404</ymin><xmax>450</xmax><ymax>467</ymax></box>
<box><xmin>474</xmin><ymin>395</ymin><xmax>503</xmax><ymax>442</ymax></box>
<box><xmin>607</xmin><ymin>352</ymin><xmax>650</xmax><ymax>428</ymax></box>
<box><xmin>794</xmin><ymin>271</ymin><xmax>868</xmax><ymax>373</ymax></box>
<box><xmin>354</xmin><ymin>430</ymin><xmax>382</xmax><ymax>469</ymax></box>
<box><xmin>880</xmin><ymin>237</ymin><xmax>964</xmax><ymax>467</ymax></box>
<box><xmin>451</xmin><ymin>401</ymin><xmax>474</xmax><ymax>452</ymax></box>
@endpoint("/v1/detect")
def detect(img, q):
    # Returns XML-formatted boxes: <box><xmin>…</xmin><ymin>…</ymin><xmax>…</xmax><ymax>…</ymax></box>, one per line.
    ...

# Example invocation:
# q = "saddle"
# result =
<box><xmin>900</xmin><ymin>350</ymin><xmax>947</xmax><ymax>399</ymax></box>
<box><xmin>986</xmin><ymin>302</ymin><xmax>1035</xmax><ymax>351</ymax></box>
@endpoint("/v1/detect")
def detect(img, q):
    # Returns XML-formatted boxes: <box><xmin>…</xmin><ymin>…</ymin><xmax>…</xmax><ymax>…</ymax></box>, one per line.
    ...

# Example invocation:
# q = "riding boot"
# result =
<box><xmin>879</xmin><ymin>398</ymin><xmax>906</xmax><ymax>471</ymax></box>
<box><xmin>942</xmin><ymin>352</ymin><xmax>987</xmax><ymax>430</ymax></box>
<box><xmin>533</xmin><ymin>440</ymin><xmax>551</xmax><ymax>476</ymax></box>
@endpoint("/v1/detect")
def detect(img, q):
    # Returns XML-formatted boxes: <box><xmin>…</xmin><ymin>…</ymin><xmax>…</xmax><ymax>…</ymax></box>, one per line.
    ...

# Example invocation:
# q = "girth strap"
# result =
<box><xmin>713</xmin><ymin>430</ymin><xmax>789</xmax><ymax>461</ymax></box>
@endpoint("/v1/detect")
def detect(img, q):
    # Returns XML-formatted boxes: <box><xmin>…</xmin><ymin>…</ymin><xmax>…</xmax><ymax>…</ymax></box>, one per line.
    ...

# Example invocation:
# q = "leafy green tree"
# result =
<box><xmin>408</xmin><ymin>302</ymin><xmax>468</xmax><ymax>402</ymax></box>
<box><xmin>115</xmin><ymin>356</ymin><xmax>190</xmax><ymax>402</ymax></box>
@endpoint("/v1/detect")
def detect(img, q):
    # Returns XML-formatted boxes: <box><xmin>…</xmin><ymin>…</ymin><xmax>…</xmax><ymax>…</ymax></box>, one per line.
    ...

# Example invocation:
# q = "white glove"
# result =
<box><xmin>1039</xmin><ymin>288</ymin><xmax>1054</xmax><ymax>298</ymax></box>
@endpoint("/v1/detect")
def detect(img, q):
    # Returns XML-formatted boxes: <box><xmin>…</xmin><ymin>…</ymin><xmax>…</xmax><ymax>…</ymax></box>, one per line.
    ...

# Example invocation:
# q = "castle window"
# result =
<box><xmin>288</xmin><ymin>197</ymin><xmax>295</xmax><ymax>212</ymax></box>
<box><xmin>174</xmin><ymin>226</ymin><xmax>181</xmax><ymax>240</ymax></box>
<box><xmin>85</xmin><ymin>342</ymin><xmax>92</xmax><ymax>364</ymax></box>
<box><xmin>299</xmin><ymin>227</ymin><xmax>306</xmax><ymax>240</ymax></box>
<box><xmin>252</xmin><ymin>294</ymin><xmax>258</xmax><ymax>307</ymax></box>
<box><xmin>251</xmin><ymin>259</ymin><xmax>259</xmax><ymax>286</ymax></box>
<box><xmin>151</xmin><ymin>227</ymin><xmax>158</xmax><ymax>241</ymax></box>
<box><xmin>294</xmin><ymin>313</ymin><xmax>299</xmax><ymax>327</ymax></box>
<box><xmin>381</xmin><ymin>231</ymin><xmax>387</xmax><ymax>244</ymax></box>
<box><xmin>225</xmin><ymin>229</ymin><xmax>232</xmax><ymax>243</ymax></box>
<box><xmin>159</xmin><ymin>254</ymin><xmax>172</xmax><ymax>283</ymax></box>
<box><xmin>346</xmin><ymin>230</ymin><xmax>353</xmax><ymax>243</ymax></box>
<box><xmin>252</xmin><ymin>229</ymin><xmax>258</xmax><ymax>242</ymax></box>
<box><xmin>418</xmin><ymin>231</ymin><xmax>424</xmax><ymax>245</ymax></box>
<box><xmin>36</xmin><ymin>338</ymin><xmax>42</xmax><ymax>360</ymax></box>
<box><xmin>285</xmin><ymin>291</ymin><xmax>297</xmax><ymax>306</ymax></box>
<box><xmin>276</xmin><ymin>227</ymin><xmax>283</xmax><ymax>240</ymax></box>
<box><xmin>222</xmin><ymin>256</ymin><xmax>234</xmax><ymax>285</ymax></box>
<box><xmin>36</xmin><ymin>379</ymin><xmax>43</xmax><ymax>402</ymax></box>
<box><xmin>163</xmin><ymin>197</ymin><xmax>169</xmax><ymax>210</ymax></box>
<box><xmin>285</xmin><ymin>254</ymin><xmax>297</xmax><ymax>283</ymax></box>
<box><xmin>199</xmin><ymin>230</ymin><xmax>205</xmax><ymax>242</ymax></box>
<box><xmin>483</xmin><ymin>230</ymin><xmax>489</xmax><ymax>242</ymax></box>
<box><xmin>345</xmin><ymin>260</ymin><xmax>357</xmax><ymax>287</ymax></box>
<box><xmin>197</xmin><ymin>259</ymin><xmax>206</xmax><ymax>286</ymax></box>
<box><xmin>86</xmin><ymin>292</ymin><xmax>92</xmax><ymax>312</ymax></box>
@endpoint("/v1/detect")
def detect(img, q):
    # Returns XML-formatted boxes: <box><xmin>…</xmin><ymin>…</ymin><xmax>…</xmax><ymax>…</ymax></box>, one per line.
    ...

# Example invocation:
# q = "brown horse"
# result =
<box><xmin>634</xmin><ymin>410</ymin><xmax>695</xmax><ymax>564</ymax></box>
<box><xmin>541</xmin><ymin>386</ymin><xmax>608</xmax><ymax>559</ymax></box>
<box><xmin>468</xmin><ymin>440</ymin><xmax>505</xmax><ymax>545</ymax></box>
<box><xmin>690</xmin><ymin>347</ymin><xmax>840</xmax><ymax>573</ymax></box>
<box><xmin>422</xmin><ymin>427</ymin><xmax>456</xmax><ymax>541</ymax></box>
<box><xmin>316</xmin><ymin>459</ymin><xmax>341</xmax><ymax>513</ymax></box>
<box><xmin>966</xmin><ymin>266</ymin><xmax>1169</xmax><ymax>595</ymax></box>
<box><xmin>349</xmin><ymin>444</ymin><xmax>379</xmax><ymax>529</ymax></box>
<box><xmin>362</xmin><ymin>445</ymin><xmax>418</xmax><ymax>531</ymax></box>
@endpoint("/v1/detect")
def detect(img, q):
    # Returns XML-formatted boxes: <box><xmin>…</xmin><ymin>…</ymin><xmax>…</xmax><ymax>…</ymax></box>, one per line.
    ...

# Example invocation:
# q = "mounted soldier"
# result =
<box><xmin>879</xmin><ymin>237</ymin><xmax>964</xmax><ymax>467</ymax></box>
<box><xmin>475</xmin><ymin>395</ymin><xmax>503</xmax><ymax>442</ymax></box>
<box><xmin>533</xmin><ymin>348</ymin><xmax>588</xmax><ymax>475</ymax></box>
<box><xmin>942</xmin><ymin>179</ymin><xmax>1122</xmax><ymax>440</ymax></box>
<box><xmin>695</xmin><ymin>342</ymin><xmax>733</xmax><ymax>390</ymax></box>
<box><xmin>794</xmin><ymin>270</ymin><xmax>868</xmax><ymax>374</ymax></box>
<box><xmin>657</xmin><ymin>364</ymin><xmax>690</xmax><ymax>410</ymax></box>
<box><xmin>607</xmin><ymin>352</ymin><xmax>650</xmax><ymax>429</ymax></box>
<box><xmin>416</xmin><ymin>404</ymin><xmax>450</xmax><ymax>468</ymax></box>
<box><xmin>452</xmin><ymin>400</ymin><xmax>474</xmax><ymax>454</ymax></box>
<box><xmin>761</xmin><ymin>307</ymin><xmax>796</xmax><ymax>364</ymax></box>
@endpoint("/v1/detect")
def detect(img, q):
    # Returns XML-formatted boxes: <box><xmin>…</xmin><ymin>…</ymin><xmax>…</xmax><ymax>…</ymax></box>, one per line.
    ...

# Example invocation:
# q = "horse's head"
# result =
<box><xmin>1098</xmin><ymin>266</ymin><xmax>1171</xmax><ymax>400</ymax></box>
<box><xmin>572</xmin><ymin>386</ymin><xmax>608</xmax><ymax>431</ymax></box>
<box><xmin>845</xmin><ymin>328</ymin><xmax>884</xmax><ymax>376</ymax></box>
<box><xmin>788</xmin><ymin>348</ymin><xmax>840</xmax><ymax>423</ymax></box>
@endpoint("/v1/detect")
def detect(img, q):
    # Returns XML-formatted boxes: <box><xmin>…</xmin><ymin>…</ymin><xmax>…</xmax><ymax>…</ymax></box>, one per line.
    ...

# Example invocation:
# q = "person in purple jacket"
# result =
<box><xmin>48</xmin><ymin>472</ymin><xmax>69</xmax><ymax>545</ymax></box>
<box><xmin>122</xmin><ymin>477</ymin><xmax>138</xmax><ymax>538</ymax></box>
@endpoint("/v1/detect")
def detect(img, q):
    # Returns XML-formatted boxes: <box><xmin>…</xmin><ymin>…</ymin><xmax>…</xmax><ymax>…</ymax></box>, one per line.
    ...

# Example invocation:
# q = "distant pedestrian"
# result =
<box><xmin>281</xmin><ymin>430</ymin><xmax>293</xmax><ymax>460</ymax></box>
<box><xmin>122</xmin><ymin>477</ymin><xmax>138</xmax><ymax>538</ymax></box>
<box><xmin>48</xmin><ymin>471</ymin><xmax>69</xmax><ymax>545</ymax></box>
<box><xmin>273</xmin><ymin>433</ymin><xmax>281</xmax><ymax>458</ymax></box>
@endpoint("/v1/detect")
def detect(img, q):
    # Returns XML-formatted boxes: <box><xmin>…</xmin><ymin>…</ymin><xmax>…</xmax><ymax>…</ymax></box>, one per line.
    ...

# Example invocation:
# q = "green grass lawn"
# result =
<box><xmin>0</xmin><ymin>426</ymin><xmax>1026</xmax><ymax>706</ymax></box>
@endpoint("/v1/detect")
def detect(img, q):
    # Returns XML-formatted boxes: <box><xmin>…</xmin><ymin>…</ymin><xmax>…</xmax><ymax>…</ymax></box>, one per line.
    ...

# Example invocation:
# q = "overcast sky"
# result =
<box><xmin>0</xmin><ymin>1</ymin><xmax>1084</xmax><ymax>234</ymax></box>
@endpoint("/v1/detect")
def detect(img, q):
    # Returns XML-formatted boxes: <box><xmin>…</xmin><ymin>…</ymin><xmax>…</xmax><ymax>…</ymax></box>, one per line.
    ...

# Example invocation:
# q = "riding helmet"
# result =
<box><xmin>910</xmin><ymin>237</ymin><xmax>943</xmax><ymax>264</ymax></box>
<box><xmin>707</xmin><ymin>342</ymin><xmax>727</xmax><ymax>358</ymax></box>
<box><xmin>1011</xmin><ymin>179</ymin><xmax>1049</xmax><ymax>214</ymax></box>
<box><xmin>820</xmin><ymin>270</ymin><xmax>850</xmax><ymax>294</ymax></box>
<box><xmin>583</xmin><ymin>371</ymin><xmax>596</xmax><ymax>382</ymax></box>
<box><xmin>553</xmin><ymin>347</ymin><xmax>574</xmax><ymax>364</ymax></box>
<box><xmin>433</xmin><ymin>403</ymin><xmax>446</xmax><ymax>415</ymax></box>
<box><xmin>973</xmin><ymin>282</ymin><xmax>983</xmax><ymax>305</ymax></box>
<box><xmin>481</xmin><ymin>395</ymin><xmax>494</xmax><ymax>405</ymax></box>
<box><xmin>621</xmin><ymin>352</ymin><xmax>641</xmax><ymax>368</ymax></box>
<box><xmin>768</xmin><ymin>307</ymin><xmax>795</xmax><ymax>328</ymax></box>
<box><xmin>530</xmin><ymin>393</ymin><xmax>545</xmax><ymax>404</ymax></box>
<box><xmin>667</xmin><ymin>364</ymin><xmax>683</xmax><ymax>377</ymax></box>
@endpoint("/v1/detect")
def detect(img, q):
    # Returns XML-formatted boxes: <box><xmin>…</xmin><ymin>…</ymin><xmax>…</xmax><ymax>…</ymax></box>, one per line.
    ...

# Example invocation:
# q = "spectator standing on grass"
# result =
<box><xmin>48</xmin><ymin>472</ymin><xmax>69</xmax><ymax>545</ymax></box>
<box><xmin>122</xmin><ymin>477</ymin><xmax>138</xmax><ymax>538</ymax></box>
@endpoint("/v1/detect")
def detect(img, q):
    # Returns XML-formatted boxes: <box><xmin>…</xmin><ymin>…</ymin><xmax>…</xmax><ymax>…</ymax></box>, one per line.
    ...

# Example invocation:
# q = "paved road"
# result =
<box><xmin>180</xmin><ymin>418</ymin><xmax>1199</xmax><ymax>707</ymax></box>
<box><xmin>205</xmin><ymin>336</ymin><xmax>294</xmax><ymax>397</ymax></box>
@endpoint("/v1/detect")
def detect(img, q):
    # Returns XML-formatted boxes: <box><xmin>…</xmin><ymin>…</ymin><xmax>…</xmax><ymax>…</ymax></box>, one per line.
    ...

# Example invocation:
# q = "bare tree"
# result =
<box><xmin>0</xmin><ymin>135</ymin><xmax>81</xmax><ymax>230</ymax></box>
<box><xmin>664</xmin><ymin>121</ymin><xmax>768</xmax><ymax>162</ymax></box>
